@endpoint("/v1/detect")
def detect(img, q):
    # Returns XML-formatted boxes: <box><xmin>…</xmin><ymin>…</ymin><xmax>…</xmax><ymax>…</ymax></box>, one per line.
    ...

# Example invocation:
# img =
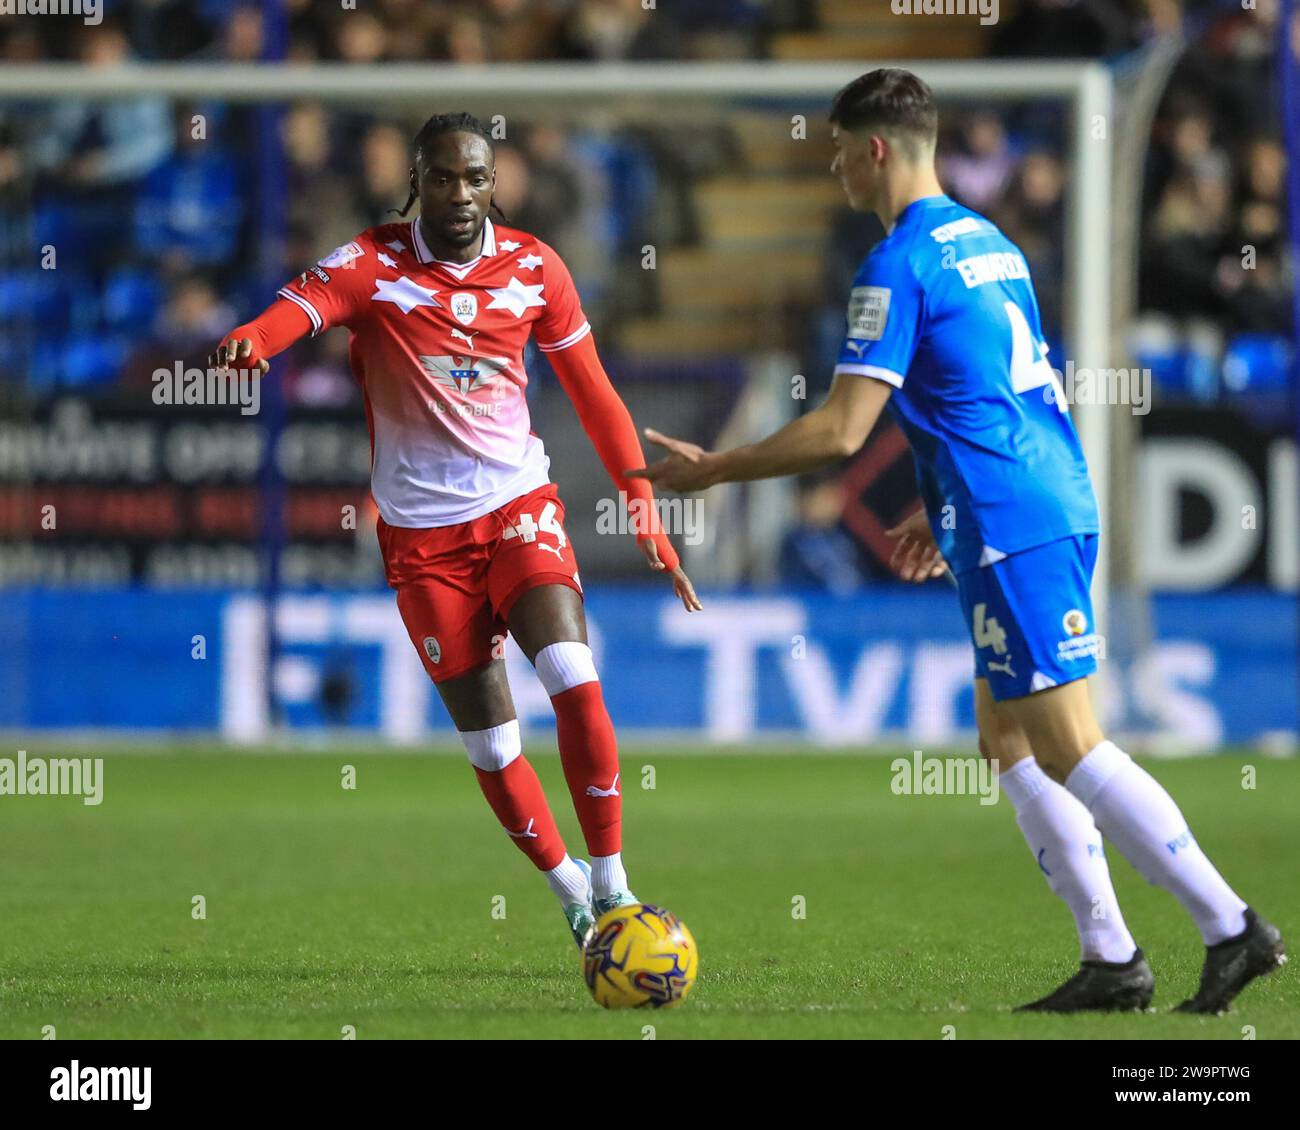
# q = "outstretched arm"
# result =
<box><xmin>546</xmin><ymin>334</ymin><xmax>701</xmax><ymax>611</ymax></box>
<box><xmin>629</xmin><ymin>372</ymin><xmax>893</xmax><ymax>492</ymax></box>
<box><xmin>207</xmin><ymin>297</ymin><xmax>315</xmax><ymax>375</ymax></box>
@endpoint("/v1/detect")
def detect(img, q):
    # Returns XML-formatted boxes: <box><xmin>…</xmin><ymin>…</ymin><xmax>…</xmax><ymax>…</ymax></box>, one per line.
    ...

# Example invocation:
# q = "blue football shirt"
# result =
<box><xmin>834</xmin><ymin>194</ymin><xmax>1098</xmax><ymax>573</ymax></box>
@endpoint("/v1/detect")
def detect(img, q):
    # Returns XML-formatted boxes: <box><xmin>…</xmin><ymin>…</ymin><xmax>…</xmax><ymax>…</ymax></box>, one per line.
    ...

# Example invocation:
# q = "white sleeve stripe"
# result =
<box><xmin>833</xmin><ymin>363</ymin><xmax>905</xmax><ymax>388</ymax></box>
<box><xmin>536</xmin><ymin>321</ymin><xmax>591</xmax><ymax>353</ymax></box>
<box><xmin>277</xmin><ymin>287</ymin><xmax>323</xmax><ymax>335</ymax></box>
<box><xmin>277</xmin><ymin>288</ymin><xmax>324</xmax><ymax>336</ymax></box>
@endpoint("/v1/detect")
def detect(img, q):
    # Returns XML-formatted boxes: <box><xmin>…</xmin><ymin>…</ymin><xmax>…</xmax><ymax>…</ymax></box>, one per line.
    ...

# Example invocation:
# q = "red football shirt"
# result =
<box><xmin>276</xmin><ymin>217</ymin><xmax>590</xmax><ymax>527</ymax></box>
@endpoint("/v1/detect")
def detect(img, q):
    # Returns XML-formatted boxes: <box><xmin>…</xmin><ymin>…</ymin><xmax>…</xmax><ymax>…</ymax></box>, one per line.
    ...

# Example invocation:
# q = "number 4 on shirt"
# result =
<box><xmin>1004</xmin><ymin>300</ymin><xmax>1066</xmax><ymax>410</ymax></box>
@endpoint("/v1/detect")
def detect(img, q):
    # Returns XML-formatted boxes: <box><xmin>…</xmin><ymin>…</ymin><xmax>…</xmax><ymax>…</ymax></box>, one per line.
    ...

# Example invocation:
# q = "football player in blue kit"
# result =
<box><xmin>631</xmin><ymin>68</ymin><xmax>1284</xmax><ymax>1013</ymax></box>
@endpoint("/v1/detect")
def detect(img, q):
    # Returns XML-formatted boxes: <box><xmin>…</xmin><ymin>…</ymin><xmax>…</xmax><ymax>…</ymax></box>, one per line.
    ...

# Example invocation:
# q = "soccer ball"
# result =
<box><xmin>583</xmin><ymin>903</ymin><xmax>698</xmax><ymax>1010</ymax></box>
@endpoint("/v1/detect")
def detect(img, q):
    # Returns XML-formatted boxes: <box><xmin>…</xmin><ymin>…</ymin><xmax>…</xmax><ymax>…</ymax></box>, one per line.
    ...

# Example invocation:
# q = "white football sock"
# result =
<box><xmin>459</xmin><ymin>719</ymin><xmax>521</xmax><ymax>771</ymax></box>
<box><xmin>1066</xmin><ymin>741</ymin><xmax>1248</xmax><ymax>945</ymax></box>
<box><xmin>1000</xmin><ymin>757</ymin><xmax>1137</xmax><ymax>963</ymax></box>
<box><xmin>534</xmin><ymin>641</ymin><xmax>598</xmax><ymax>695</ymax></box>
<box><xmin>544</xmin><ymin>855</ymin><xmax>590</xmax><ymax>908</ymax></box>
<box><xmin>591</xmin><ymin>853</ymin><xmax>628</xmax><ymax>900</ymax></box>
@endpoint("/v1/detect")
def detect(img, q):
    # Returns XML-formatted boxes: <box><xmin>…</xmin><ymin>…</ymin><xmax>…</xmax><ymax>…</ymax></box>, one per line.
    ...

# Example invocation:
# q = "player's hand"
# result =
<box><xmin>208</xmin><ymin>337</ymin><xmax>270</xmax><ymax>377</ymax></box>
<box><xmin>626</xmin><ymin>428</ymin><xmax>721</xmax><ymax>494</ymax></box>
<box><xmin>640</xmin><ymin>538</ymin><xmax>703</xmax><ymax>612</ymax></box>
<box><xmin>885</xmin><ymin>508</ymin><xmax>949</xmax><ymax>583</ymax></box>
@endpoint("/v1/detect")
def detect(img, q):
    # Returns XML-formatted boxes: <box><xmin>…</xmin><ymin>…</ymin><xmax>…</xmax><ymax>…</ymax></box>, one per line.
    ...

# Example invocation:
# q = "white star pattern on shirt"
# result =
<box><xmin>377</xmin><ymin>251</ymin><xmax>398</xmax><ymax>268</ymax></box>
<box><xmin>372</xmin><ymin>276</ymin><xmax>441</xmax><ymax>314</ymax></box>
<box><xmin>486</xmin><ymin>276</ymin><xmax>546</xmax><ymax>318</ymax></box>
<box><xmin>385</xmin><ymin>239</ymin><xmax>407</xmax><ymax>253</ymax></box>
<box><xmin>498</xmin><ymin>239</ymin><xmax>522</xmax><ymax>252</ymax></box>
<box><xmin>516</xmin><ymin>253</ymin><xmax>544</xmax><ymax>271</ymax></box>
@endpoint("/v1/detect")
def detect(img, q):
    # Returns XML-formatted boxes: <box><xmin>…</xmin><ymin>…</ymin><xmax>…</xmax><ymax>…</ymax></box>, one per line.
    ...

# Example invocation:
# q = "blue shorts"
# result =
<box><xmin>954</xmin><ymin>535</ymin><xmax>1101</xmax><ymax>702</ymax></box>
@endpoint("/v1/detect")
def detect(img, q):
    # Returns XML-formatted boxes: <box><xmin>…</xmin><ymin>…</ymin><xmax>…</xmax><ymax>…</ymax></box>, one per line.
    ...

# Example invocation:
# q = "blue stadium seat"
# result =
<box><xmin>134</xmin><ymin>147</ymin><xmax>246</xmax><ymax>266</ymax></box>
<box><xmin>0</xmin><ymin>269</ymin><xmax>94</xmax><ymax>338</ymax></box>
<box><xmin>1134</xmin><ymin>336</ymin><xmax>1221</xmax><ymax>402</ymax></box>
<box><xmin>32</xmin><ymin>201</ymin><xmax>85</xmax><ymax>261</ymax></box>
<box><xmin>57</xmin><ymin>333</ymin><xmax>127</xmax><ymax>388</ymax></box>
<box><xmin>1222</xmin><ymin>333</ymin><xmax>1294</xmax><ymax>395</ymax></box>
<box><xmin>102</xmin><ymin>267</ymin><xmax>166</xmax><ymax>332</ymax></box>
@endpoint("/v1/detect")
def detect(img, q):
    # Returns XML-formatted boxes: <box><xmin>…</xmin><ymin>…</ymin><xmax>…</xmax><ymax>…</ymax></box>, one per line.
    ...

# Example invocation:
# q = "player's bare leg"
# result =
<box><xmin>509</xmin><ymin>583</ymin><xmax>635</xmax><ymax>917</ymax></box>
<box><xmin>991</xmin><ymin>679</ymin><xmax>1101</xmax><ymax>784</ymax></box>
<box><xmin>435</xmin><ymin>655</ymin><xmax>515</xmax><ymax>732</ymax></box>
<box><xmin>1003</xmin><ymin>679</ymin><xmax>1285</xmax><ymax>1012</ymax></box>
<box><xmin>977</xmin><ymin>679</ymin><xmax>1150</xmax><ymax>1011</ymax></box>
<box><xmin>435</xmin><ymin>659</ymin><xmax>594</xmax><ymax>946</ymax></box>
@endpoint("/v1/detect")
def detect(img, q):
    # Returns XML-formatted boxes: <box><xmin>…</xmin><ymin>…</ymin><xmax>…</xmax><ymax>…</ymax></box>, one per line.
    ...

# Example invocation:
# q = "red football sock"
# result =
<box><xmin>473</xmin><ymin>757</ymin><xmax>566</xmax><ymax>872</ymax></box>
<box><xmin>551</xmin><ymin>681</ymin><xmax>622</xmax><ymax>857</ymax></box>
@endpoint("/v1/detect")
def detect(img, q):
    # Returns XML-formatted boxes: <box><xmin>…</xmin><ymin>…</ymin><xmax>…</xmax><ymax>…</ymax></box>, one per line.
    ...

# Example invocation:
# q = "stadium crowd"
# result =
<box><xmin>0</xmin><ymin>0</ymin><xmax>1289</xmax><ymax>402</ymax></box>
<box><xmin>1136</xmin><ymin>0</ymin><xmax>1293</xmax><ymax>401</ymax></box>
<box><xmin>0</xmin><ymin>2</ymin><xmax>774</xmax><ymax>396</ymax></box>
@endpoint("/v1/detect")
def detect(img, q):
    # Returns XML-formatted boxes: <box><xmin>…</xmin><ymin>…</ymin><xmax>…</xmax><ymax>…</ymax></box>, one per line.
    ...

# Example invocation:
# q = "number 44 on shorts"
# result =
<box><xmin>973</xmin><ymin>602</ymin><xmax>1009</xmax><ymax>656</ymax></box>
<box><xmin>502</xmin><ymin>502</ymin><xmax>568</xmax><ymax>549</ymax></box>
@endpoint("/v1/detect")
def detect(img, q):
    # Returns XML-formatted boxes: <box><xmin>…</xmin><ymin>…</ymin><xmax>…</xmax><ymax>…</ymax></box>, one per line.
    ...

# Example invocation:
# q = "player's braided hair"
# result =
<box><xmin>393</xmin><ymin>111</ymin><xmax>509</xmax><ymax>221</ymax></box>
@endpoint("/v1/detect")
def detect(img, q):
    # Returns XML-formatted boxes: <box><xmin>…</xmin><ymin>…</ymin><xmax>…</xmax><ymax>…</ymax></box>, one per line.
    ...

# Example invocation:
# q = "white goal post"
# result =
<box><xmin>1</xmin><ymin>59</ymin><xmax>1115</xmax><ymax>633</ymax></box>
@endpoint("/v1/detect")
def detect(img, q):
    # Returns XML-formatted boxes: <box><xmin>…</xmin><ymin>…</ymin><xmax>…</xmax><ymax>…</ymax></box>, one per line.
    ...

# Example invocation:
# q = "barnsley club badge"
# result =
<box><xmin>451</xmin><ymin>293</ymin><xmax>478</xmax><ymax>325</ymax></box>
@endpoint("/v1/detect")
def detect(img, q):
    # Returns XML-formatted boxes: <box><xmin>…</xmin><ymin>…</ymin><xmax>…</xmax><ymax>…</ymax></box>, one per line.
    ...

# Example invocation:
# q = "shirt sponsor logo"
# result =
<box><xmin>929</xmin><ymin>216</ymin><xmax>985</xmax><ymax>242</ymax></box>
<box><xmin>418</xmin><ymin>354</ymin><xmax>508</xmax><ymax>395</ymax></box>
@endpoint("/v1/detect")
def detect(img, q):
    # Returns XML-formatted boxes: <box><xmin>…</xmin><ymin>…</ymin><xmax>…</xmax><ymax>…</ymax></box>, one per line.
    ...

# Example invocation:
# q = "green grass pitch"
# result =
<box><xmin>0</xmin><ymin>747</ymin><xmax>1294</xmax><ymax>1039</ymax></box>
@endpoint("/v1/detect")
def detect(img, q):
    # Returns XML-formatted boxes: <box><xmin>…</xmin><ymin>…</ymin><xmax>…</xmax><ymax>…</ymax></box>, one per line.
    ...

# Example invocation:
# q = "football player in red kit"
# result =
<box><xmin>210</xmin><ymin>113</ymin><xmax>700</xmax><ymax>948</ymax></box>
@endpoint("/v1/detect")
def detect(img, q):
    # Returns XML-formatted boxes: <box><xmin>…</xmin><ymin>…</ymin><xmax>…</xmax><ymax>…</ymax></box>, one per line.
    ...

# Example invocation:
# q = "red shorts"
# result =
<box><xmin>376</xmin><ymin>482</ymin><xmax>583</xmax><ymax>683</ymax></box>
